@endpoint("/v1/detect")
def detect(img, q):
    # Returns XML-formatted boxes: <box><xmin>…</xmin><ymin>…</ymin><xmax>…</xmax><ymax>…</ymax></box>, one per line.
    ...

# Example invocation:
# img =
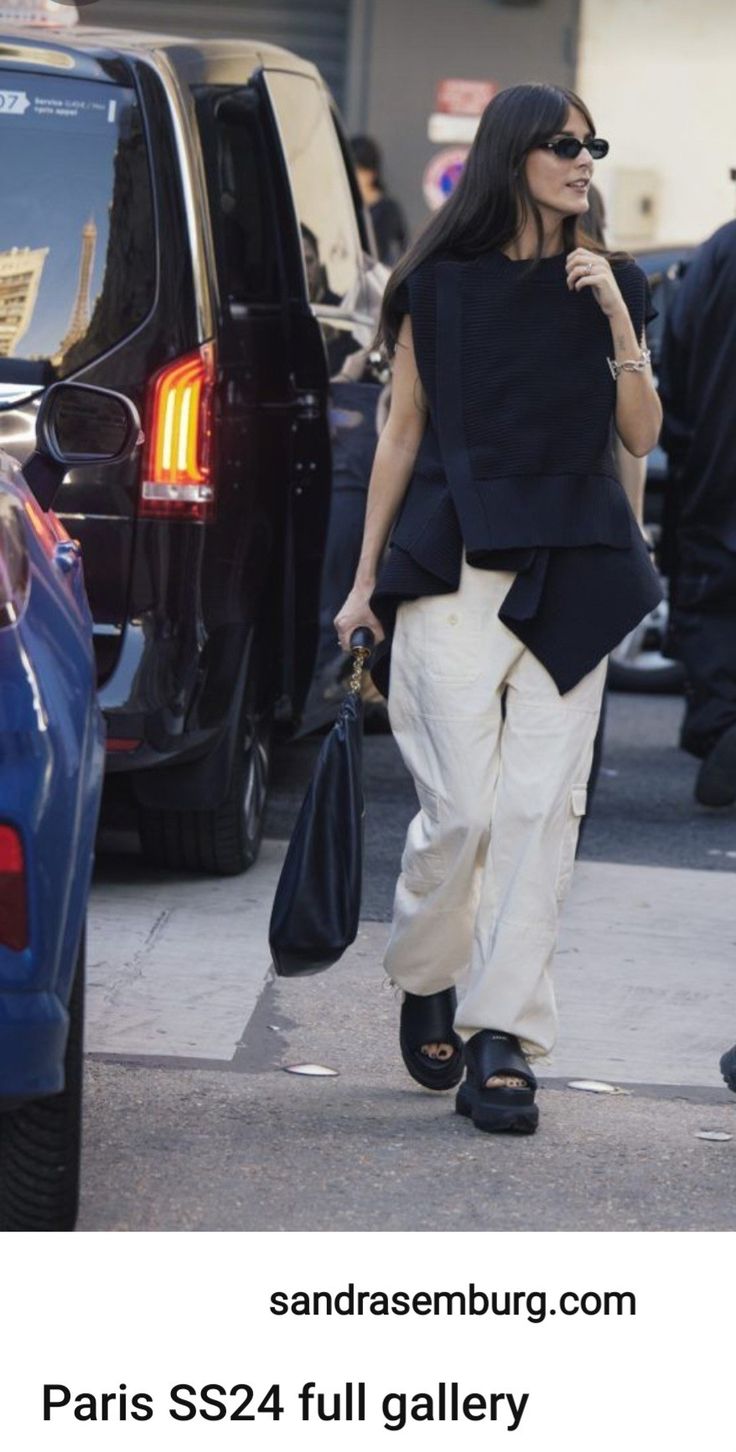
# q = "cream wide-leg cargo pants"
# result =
<box><xmin>385</xmin><ymin>557</ymin><xmax>608</xmax><ymax>1060</ymax></box>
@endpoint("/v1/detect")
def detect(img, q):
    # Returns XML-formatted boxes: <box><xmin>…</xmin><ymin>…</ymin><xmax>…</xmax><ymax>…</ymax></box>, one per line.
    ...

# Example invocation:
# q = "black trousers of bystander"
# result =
<box><xmin>668</xmin><ymin>530</ymin><xmax>736</xmax><ymax>758</ymax></box>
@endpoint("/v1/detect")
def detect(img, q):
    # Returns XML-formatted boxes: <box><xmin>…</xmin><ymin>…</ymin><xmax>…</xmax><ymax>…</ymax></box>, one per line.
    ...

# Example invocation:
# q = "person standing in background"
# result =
<box><xmin>658</xmin><ymin>218</ymin><xmax>736</xmax><ymax>805</ymax></box>
<box><xmin>351</xmin><ymin>135</ymin><xmax>408</xmax><ymax>266</ymax></box>
<box><xmin>657</xmin><ymin>214</ymin><xmax>736</xmax><ymax>1095</ymax></box>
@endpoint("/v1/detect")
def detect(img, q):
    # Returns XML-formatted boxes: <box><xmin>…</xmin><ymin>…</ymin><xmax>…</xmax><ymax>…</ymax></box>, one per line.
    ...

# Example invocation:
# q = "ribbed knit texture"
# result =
<box><xmin>460</xmin><ymin>253</ymin><xmax>647</xmax><ymax>477</ymax></box>
<box><xmin>399</xmin><ymin>251</ymin><xmax>651</xmax><ymax>470</ymax></box>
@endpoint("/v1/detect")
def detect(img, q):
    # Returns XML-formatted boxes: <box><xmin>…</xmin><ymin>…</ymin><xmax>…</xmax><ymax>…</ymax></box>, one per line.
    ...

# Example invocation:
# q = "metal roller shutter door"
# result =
<box><xmin>88</xmin><ymin>1</ymin><xmax>352</xmax><ymax>110</ymax></box>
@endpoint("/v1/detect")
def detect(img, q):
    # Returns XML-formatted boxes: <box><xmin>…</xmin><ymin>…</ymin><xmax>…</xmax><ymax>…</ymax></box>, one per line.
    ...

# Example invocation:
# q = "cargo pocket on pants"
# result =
<box><xmin>555</xmin><ymin>784</ymin><xmax>587</xmax><ymax>903</ymax></box>
<box><xmin>401</xmin><ymin>780</ymin><xmax>446</xmax><ymax>893</ymax></box>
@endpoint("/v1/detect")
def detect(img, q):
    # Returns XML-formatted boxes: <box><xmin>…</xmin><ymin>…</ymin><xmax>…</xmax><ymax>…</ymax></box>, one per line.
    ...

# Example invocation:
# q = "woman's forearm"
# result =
<box><xmin>354</xmin><ymin>427</ymin><xmax>420</xmax><ymax>590</ymax></box>
<box><xmin>609</xmin><ymin>305</ymin><xmax>662</xmax><ymax>457</ymax></box>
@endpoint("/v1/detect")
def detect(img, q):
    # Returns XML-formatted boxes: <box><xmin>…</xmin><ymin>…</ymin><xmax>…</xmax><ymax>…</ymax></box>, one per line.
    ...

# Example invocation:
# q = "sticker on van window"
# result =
<box><xmin>0</xmin><ymin>76</ymin><xmax>121</xmax><ymax>130</ymax></box>
<box><xmin>0</xmin><ymin>89</ymin><xmax>31</xmax><ymax>114</ymax></box>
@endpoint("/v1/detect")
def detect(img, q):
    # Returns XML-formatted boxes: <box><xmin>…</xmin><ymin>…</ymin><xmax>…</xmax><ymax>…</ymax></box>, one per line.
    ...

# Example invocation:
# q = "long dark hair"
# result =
<box><xmin>378</xmin><ymin>83</ymin><xmax>609</xmax><ymax>356</ymax></box>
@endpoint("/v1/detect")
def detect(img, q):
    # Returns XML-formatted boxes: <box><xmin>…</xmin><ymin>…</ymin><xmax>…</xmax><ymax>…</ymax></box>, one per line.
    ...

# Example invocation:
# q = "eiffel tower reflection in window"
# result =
<box><xmin>54</xmin><ymin>216</ymin><xmax>97</xmax><ymax>366</ymax></box>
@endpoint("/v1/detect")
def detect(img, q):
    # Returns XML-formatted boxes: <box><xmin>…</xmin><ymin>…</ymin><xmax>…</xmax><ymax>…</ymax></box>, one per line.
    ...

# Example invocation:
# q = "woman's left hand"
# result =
<box><xmin>566</xmin><ymin>247</ymin><xmax>625</xmax><ymax>318</ymax></box>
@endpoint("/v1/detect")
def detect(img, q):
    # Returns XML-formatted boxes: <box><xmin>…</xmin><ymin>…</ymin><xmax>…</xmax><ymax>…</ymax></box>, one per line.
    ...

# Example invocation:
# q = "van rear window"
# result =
<box><xmin>0</xmin><ymin>70</ymin><xmax>155</xmax><ymax>383</ymax></box>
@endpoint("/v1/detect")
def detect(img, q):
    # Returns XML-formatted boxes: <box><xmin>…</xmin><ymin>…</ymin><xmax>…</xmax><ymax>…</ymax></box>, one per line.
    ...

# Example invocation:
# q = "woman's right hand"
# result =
<box><xmin>334</xmin><ymin>588</ymin><xmax>385</xmax><ymax>653</ymax></box>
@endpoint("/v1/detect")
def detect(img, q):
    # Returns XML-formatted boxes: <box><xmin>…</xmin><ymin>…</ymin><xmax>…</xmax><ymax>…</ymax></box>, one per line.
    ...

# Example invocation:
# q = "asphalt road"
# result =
<box><xmin>81</xmin><ymin>688</ymin><xmax>736</xmax><ymax>1232</ymax></box>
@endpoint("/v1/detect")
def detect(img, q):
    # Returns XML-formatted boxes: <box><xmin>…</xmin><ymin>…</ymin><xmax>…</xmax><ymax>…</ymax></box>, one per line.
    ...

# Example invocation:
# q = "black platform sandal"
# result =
<box><xmin>720</xmin><ymin>1044</ymin><xmax>736</xmax><ymax>1093</ymax></box>
<box><xmin>399</xmin><ymin>988</ymin><xmax>464</xmax><ymax>1091</ymax></box>
<box><xmin>456</xmin><ymin>1029</ymin><xmax>539</xmax><ymax>1134</ymax></box>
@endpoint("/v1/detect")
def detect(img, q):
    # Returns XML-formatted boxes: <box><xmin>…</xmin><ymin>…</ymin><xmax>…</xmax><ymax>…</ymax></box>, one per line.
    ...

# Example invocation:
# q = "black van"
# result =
<box><xmin>0</xmin><ymin>23</ymin><xmax>384</xmax><ymax>872</ymax></box>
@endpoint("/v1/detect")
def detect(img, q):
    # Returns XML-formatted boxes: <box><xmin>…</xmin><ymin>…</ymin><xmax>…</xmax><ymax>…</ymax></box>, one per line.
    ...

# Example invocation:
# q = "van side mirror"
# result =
<box><xmin>37</xmin><ymin>382</ymin><xmax>142</xmax><ymax>463</ymax></box>
<box><xmin>23</xmin><ymin>383</ymin><xmax>143</xmax><ymax>511</ymax></box>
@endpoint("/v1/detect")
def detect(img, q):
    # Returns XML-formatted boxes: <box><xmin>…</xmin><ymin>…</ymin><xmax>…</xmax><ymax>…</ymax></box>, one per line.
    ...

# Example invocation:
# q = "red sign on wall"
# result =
<box><xmin>435</xmin><ymin>78</ymin><xmax>496</xmax><ymax>117</ymax></box>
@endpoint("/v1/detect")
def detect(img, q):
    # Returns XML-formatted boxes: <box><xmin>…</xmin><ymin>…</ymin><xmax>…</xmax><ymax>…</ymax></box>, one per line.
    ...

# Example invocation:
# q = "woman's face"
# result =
<box><xmin>523</xmin><ymin>105</ymin><xmax>594</xmax><ymax>223</ymax></box>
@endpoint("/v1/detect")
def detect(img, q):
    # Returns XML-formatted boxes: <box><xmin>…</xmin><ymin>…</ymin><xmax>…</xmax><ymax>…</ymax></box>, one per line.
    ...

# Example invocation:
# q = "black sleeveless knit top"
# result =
<box><xmin>369</xmin><ymin>249</ymin><xmax>661</xmax><ymax>697</ymax></box>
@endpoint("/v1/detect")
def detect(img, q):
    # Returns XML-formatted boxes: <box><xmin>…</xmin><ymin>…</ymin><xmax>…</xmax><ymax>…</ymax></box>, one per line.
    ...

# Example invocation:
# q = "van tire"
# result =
<box><xmin>0</xmin><ymin>934</ymin><xmax>84</xmax><ymax>1233</ymax></box>
<box><xmin>138</xmin><ymin>697</ymin><xmax>271</xmax><ymax>877</ymax></box>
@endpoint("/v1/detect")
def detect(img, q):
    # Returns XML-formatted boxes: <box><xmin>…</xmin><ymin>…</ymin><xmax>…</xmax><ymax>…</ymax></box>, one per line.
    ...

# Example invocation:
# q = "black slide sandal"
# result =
<box><xmin>399</xmin><ymin>988</ymin><xmax>464</xmax><ymax>1091</ymax></box>
<box><xmin>456</xmin><ymin>1029</ymin><xmax>539</xmax><ymax>1134</ymax></box>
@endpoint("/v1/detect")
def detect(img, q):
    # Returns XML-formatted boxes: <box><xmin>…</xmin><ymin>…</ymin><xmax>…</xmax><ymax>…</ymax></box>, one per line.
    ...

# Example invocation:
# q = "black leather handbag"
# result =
<box><xmin>269</xmin><ymin>629</ymin><xmax>374</xmax><ymax>976</ymax></box>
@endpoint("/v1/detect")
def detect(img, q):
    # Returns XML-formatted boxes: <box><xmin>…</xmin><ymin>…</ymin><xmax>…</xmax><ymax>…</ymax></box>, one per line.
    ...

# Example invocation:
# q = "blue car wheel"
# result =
<box><xmin>0</xmin><ymin>931</ymin><xmax>85</xmax><ymax>1233</ymax></box>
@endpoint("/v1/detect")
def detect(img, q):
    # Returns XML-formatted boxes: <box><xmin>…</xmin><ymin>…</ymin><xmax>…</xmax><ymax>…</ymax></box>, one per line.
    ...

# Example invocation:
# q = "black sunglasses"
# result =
<box><xmin>542</xmin><ymin>136</ymin><xmax>610</xmax><ymax>160</ymax></box>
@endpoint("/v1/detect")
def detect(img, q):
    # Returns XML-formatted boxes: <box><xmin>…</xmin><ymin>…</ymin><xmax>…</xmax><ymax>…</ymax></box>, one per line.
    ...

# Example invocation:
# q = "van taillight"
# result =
<box><xmin>140</xmin><ymin>344</ymin><xmax>216</xmax><ymax>520</ymax></box>
<box><xmin>0</xmin><ymin>825</ymin><xmax>27</xmax><ymax>952</ymax></box>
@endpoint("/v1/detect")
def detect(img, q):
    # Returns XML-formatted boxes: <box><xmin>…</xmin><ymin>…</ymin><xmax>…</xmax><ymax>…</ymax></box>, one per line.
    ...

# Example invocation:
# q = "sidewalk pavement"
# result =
<box><xmin>87</xmin><ymin>840</ymin><xmax>735</xmax><ymax>1088</ymax></box>
<box><xmin>79</xmin><ymin>839</ymin><xmax>736</xmax><ymax>1231</ymax></box>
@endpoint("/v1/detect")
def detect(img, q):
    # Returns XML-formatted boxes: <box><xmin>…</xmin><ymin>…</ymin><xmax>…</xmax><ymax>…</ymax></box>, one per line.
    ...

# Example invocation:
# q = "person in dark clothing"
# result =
<box><xmin>659</xmin><ymin>220</ymin><xmax>736</xmax><ymax>804</ymax></box>
<box><xmin>335</xmin><ymin>84</ymin><xmax>661</xmax><ymax>1136</ymax></box>
<box><xmin>351</xmin><ymin>134</ymin><xmax>408</xmax><ymax>266</ymax></box>
<box><xmin>575</xmin><ymin>183</ymin><xmax>656</xmax><ymax>834</ymax></box>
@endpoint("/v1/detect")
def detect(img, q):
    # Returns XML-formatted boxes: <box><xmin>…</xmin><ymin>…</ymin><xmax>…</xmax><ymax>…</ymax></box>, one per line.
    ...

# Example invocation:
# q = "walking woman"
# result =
<box><xmin>335</xmin><ymin>84</ymin><xmax>662</xmax><ymax>1135</ymax></box>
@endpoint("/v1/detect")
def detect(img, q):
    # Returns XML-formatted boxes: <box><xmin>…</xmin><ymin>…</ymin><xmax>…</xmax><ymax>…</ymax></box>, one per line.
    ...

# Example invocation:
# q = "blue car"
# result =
<box><xmin>0</xmin><ymin>382</ymin><xmax>140</xmax><ymax>1231</ymax></box>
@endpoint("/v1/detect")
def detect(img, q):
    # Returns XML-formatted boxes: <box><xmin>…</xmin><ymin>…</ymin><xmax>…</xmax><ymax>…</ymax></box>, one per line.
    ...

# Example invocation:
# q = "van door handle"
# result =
<box><xmin>54</xmin><ymin>540</ymin><xmax>82</xmax><ymax>574</ymax></box>
<box><xmin>295</xmin><ymin>391</ymin><xmax>320</xmax><ymax>420</ymax></box>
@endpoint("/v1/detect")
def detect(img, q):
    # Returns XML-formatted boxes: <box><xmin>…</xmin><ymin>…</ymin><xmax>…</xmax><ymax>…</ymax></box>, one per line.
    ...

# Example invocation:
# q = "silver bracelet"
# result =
<box><xmin>607</xmin><ymin>347</ymin><xmax>652</xmax><ymax>380</ymax></box>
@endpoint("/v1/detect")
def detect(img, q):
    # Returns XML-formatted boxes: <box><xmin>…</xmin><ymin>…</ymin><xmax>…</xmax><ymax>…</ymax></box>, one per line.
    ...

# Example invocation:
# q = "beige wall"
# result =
<box><xmin>577</xmin><ymin>0</ymin><xmax>736</xmax><ymax>248</ymax></box>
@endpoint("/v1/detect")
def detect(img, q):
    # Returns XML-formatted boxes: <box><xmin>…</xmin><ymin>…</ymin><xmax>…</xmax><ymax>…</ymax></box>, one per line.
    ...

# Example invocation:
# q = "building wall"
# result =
<box><xmin>576</xmin><ymin>0</ymin><xmax>736</xmax><ymax>248</ymax></box>
<box><xmin>346</xmin><ymin>0</ymin><xmax>580</xmax><ymax>239</ymax></box>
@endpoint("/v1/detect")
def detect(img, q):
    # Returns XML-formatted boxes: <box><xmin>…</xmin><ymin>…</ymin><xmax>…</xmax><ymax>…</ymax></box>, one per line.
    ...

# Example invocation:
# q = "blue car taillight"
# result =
<box><xmin>0</xmin><ymin>824</ymin><xmax>27</xmax><ymax>951</ymax></box>
<box><xmin>0</xmin><ymin>495</ymin><xmax>29</xmax><ymax>629</ymax></box>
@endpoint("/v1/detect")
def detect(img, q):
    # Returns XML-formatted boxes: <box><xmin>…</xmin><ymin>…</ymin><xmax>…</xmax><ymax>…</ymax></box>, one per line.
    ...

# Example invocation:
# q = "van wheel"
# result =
<box><xmin>138</xmin><ymin>698</ymin><xmax>272</xmax><ymax>877</ymax></box>
<box><xmin>0</xmin><ymin>934</ymin><xmax>84</xmax><ymax>1233</ymax></box>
